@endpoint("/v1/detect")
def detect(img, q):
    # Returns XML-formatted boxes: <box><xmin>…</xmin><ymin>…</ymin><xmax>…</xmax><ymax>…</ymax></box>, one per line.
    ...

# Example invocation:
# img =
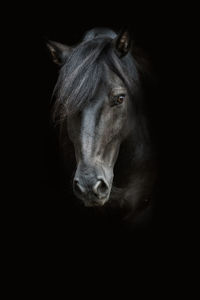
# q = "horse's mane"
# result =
<box><xmin>52</xmin><ymin>29</ymin><xmax>140</xmax><ymax>121</ymax></box>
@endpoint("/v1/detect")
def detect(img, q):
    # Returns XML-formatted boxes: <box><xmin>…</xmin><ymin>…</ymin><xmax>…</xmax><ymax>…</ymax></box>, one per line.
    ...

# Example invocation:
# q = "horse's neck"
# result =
<box><xmin>111</xmin><ymin>122</ymin><xmax>155</xmax><ymax>206</ymax></box>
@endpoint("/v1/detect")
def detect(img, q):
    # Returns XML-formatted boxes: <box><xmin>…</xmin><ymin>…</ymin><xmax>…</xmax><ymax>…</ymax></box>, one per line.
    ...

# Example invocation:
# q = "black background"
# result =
<box><xmin>5</xmin><ymin>2</ymin><xmax>193</xmax><ymax>285</ymax></box>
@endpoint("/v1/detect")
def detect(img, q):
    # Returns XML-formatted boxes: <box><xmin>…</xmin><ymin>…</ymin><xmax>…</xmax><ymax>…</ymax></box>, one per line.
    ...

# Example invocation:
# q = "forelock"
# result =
<box><xmin>52</xmin><ymin>36</ymin><xmax>139</xmax><ymax>122</ymax></box>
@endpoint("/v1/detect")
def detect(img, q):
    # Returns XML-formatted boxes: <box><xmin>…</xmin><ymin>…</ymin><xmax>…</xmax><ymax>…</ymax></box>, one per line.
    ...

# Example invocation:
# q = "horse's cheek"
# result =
<box><xmin>111</xmin><ymin>108</ymin><xmax>127</xmax><ymax>135</ymax></box>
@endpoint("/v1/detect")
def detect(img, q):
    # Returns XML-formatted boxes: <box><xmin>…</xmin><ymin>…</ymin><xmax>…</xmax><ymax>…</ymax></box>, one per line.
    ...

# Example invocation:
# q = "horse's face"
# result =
<box><xmin>47</xmin><ymin>29</ymin><xmax>134</xmax><ymax>207</ymax></box>
<box><xmin>67</xmin><ymin>69</ymin><xmax>131</xmax><ymax>206</ymax></box>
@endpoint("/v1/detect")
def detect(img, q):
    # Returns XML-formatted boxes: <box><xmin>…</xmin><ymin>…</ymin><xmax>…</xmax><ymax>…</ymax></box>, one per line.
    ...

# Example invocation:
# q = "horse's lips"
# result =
<box><xmin>83</xmin><ymin>197</ymin><xmax>109</xmax><ymax>207</ymax></box>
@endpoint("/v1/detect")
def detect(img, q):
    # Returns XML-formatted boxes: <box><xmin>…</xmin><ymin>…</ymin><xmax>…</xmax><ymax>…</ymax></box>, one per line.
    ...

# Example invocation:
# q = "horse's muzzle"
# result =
<box><xmin>73</xmin><ymin>177</ymin><xmax>110</xmax><ymax>206</ymax></box>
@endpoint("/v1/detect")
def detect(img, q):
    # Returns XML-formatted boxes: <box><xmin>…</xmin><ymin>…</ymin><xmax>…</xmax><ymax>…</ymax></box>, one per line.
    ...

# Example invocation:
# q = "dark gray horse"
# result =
<box><xmin>47</xmin><ymin>28</ymin><xmax>156</xmax><ymax>224</ymax></box>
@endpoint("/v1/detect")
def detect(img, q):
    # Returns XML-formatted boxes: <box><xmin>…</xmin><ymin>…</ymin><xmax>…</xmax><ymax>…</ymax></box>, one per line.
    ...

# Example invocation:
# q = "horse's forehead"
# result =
<box><xmin>103</xmin><ymin>65</ymin><xmax>125</xmax><ymax>88</ymax></box>
<box><xmin>92</xmin><ymin>71</ymin><xmax>125</xmax><ymax>102</ymax></box>
<box><xmin>84</xmin><ymin>68</ymin><xmax>126</xmax><ymax>104</ymax></box>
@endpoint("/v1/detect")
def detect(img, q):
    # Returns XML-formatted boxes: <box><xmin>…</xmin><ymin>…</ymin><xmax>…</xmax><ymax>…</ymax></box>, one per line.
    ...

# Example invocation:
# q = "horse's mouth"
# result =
<box><xmin>83</xmin><ymin>198</ymin><xmax>109</xmax><ymax>207</ymax></box>
<box><xmin>77</xmin><ymin>192</ymin><xmax>110</xmax><ymax>208</ymax></box>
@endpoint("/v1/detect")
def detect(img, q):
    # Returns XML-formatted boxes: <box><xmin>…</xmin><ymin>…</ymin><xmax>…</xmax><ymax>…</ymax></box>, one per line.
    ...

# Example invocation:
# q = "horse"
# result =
<box><xmin>47</xmin><ymin>28</ymin><xmax>157</xmax><ymax>227</ymax></box>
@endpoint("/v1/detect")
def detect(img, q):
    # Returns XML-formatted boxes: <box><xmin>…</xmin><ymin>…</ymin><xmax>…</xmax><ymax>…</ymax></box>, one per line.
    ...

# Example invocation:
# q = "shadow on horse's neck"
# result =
<box><xmin>114</xmin><ymin>114</ymin><xmax>151</xmax><ymax>179</ymax></box>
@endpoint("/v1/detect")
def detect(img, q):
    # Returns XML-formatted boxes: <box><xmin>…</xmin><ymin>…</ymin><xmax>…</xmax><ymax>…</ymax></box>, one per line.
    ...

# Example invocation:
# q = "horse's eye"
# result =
<box><xmin>110</xmin><ymin>93</ymin><xmax>126</xmax><ymax>106</ymax></box>
<box><xmin>116</xmin><ymin>94</ymin><xmax>125</xmax><ymax>104</ymax></box>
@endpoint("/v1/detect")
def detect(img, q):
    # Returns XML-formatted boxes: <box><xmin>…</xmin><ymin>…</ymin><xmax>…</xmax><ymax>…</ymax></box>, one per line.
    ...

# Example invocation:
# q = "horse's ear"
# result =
<box><xmin>114</xmin><ymin>30</ymin><xmax>131</xmax><ymax>58</ymax></box>
<box><xmin>46</xmin><ymin>40</ymin><xmax>72</xmax><ymax>65</ymax></box>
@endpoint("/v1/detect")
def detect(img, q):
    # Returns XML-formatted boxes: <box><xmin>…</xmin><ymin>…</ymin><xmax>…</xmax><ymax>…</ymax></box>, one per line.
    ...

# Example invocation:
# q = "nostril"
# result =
<box><xmin>73</xmin><ymin>180</ymin><xmax>85</xmax><ymax>195</ymax></box>
<box><xmin>99</xmin><ymin>180</ymin><xmax>108</xmax><ymax>194</ymax></box>
<box><xmin>92</xmin><ymin>180</ymin><xmax>101</xmax><ymax>195</ymax></box>
<box><xmin>93</xmin><ymin>179</ymin><xmax>109</xmax><ymax>198</ymax></box>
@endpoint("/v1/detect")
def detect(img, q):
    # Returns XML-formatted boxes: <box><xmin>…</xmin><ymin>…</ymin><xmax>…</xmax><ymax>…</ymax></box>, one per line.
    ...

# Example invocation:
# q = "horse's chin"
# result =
<box><xmin>83</xmin><ymin>197</ymin><xmax>109</xmax><ymax>208</ymax></box>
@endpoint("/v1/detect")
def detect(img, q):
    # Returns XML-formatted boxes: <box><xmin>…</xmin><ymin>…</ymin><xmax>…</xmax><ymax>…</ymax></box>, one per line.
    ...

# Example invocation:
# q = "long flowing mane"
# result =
<box><xmin>53</xmin><ymin>31</ymin><xmax>140</xmax><ymax>120</ymax></box>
